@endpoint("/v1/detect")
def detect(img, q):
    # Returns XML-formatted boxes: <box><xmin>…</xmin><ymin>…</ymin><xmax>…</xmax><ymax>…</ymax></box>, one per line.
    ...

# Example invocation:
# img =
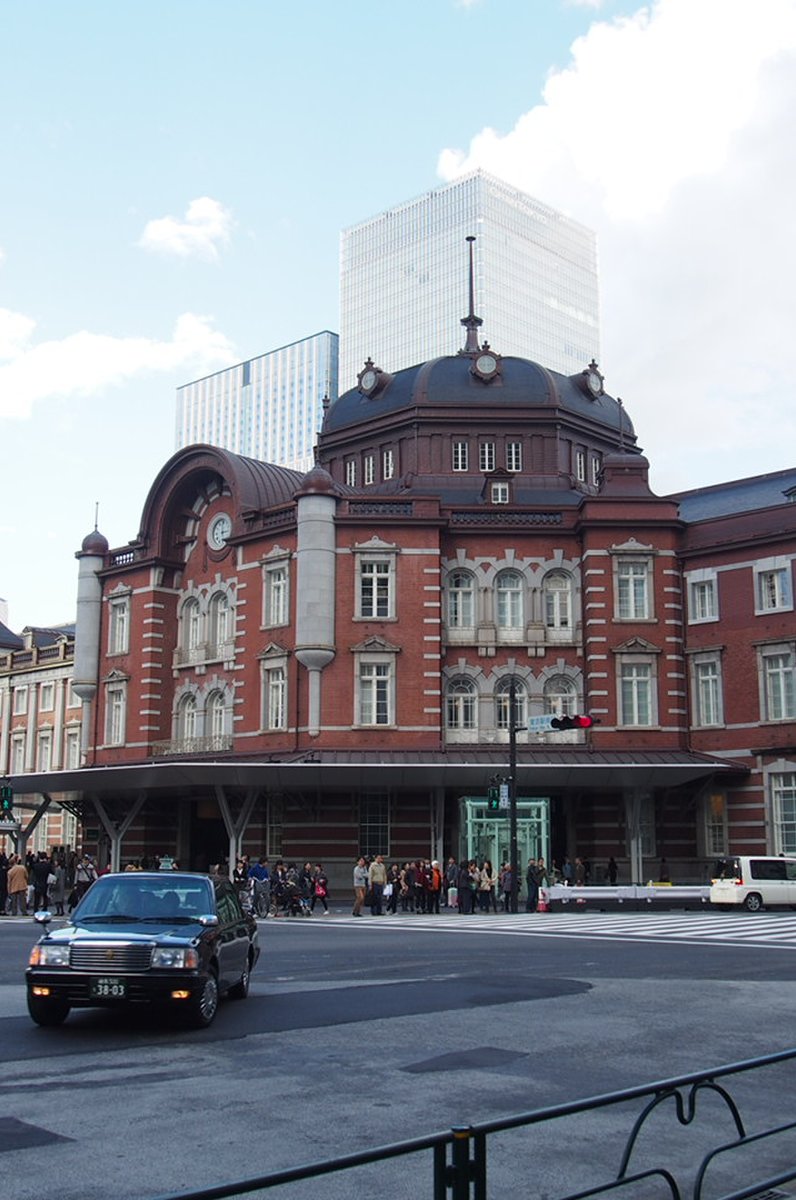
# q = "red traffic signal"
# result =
<box><xmin>549</xmin><ymin>714</ymin><xmax>594</xmax><ymax>731</ymax></box>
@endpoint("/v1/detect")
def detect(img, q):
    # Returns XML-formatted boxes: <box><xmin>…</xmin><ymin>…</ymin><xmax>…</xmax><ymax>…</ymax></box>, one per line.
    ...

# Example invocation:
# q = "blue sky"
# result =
<box><xmin>2</xmin><ymin>0</ymin><xmax>795</xmax><ymax>628</ymax></box>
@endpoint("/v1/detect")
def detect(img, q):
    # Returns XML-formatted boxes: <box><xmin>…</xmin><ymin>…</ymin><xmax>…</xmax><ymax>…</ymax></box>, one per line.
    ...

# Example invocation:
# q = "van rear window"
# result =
<box><xmin>713</xmin><ymin>858</ymin><xmax>741</xmax><ymax>880</ymax></box>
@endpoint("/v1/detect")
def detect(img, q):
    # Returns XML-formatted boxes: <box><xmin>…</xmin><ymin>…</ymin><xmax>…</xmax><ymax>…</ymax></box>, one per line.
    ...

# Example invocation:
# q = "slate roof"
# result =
<box><xmin>670</xmin><ymin>468</ymin><xmax>796</xmax><ymax>522</ymax></box>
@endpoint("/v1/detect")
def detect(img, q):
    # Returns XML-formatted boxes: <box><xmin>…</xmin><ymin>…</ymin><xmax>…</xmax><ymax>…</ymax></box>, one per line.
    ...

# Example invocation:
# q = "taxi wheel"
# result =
<box><xmin>186</xmin><ymin>971</ymin><xmax>219</xmax><ymax>1028</ymax></box>
<box><xmin>228</xmin><ymin>954</ymin><xmax>252</xmax><ymax>1000</ymax></box>
<box><xmin>27</xmin><ymin>992</ymin><xmax>70</xmax><ymax>1027</ymax></box>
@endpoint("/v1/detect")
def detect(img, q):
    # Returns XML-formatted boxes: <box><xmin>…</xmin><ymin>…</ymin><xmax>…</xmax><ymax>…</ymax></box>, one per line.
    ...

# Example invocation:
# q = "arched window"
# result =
<box><xmin>178</xmin><ymin>694</ymin><xmax>197</xmax><ymax>742</ymax></box>
<box><xmin>447</xmin><ymin>571</ymin><xmax>475</xmax><ymax>628</ymax></box>
<box><xmin>446</xmin><ymin>678</ymin><xmax>477</xmax><ymax>731</ymax></box>
<box><xmin>182</xmin><ymin>598</ymin><xmax>202</xmax><ymax>651</ymax></box>
<box><xmin>544</xmin><ymin>676</ymin><xmax>577</xmax><ymax>717</ymax></box>
<box><xmin>209</xmin><ymin>591</ymin><xmax>231</xmax><ymax>651</ymax></box>
<box><xmin>544</xmin><ymin>571</ymin><xmax>572</xmax><ymax>631</ymax></box>
<box><xmin>496</xmin><ymin>677</ymin><xmax>527</xmax><ymax>730</ymax></box>
<box><xmin>207</xmin><ymin>691</ymin><xmax>226</xmax><ymax>740</ymax></box>
<box><xmin>496</xmin><ymin>571</ymin><xmax>524</xmax><ymax>630</ymax></box>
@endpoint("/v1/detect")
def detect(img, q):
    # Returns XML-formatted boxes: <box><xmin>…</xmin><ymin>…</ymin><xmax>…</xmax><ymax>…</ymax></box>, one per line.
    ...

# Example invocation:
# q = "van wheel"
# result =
<box><xmin>744</xmin><ymin>892</ymin><xmax>763</xmax><ymax>913</ymax></box>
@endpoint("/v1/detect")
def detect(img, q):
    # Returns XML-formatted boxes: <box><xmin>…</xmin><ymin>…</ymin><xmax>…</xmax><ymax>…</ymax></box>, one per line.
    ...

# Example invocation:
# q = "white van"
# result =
<box><xmin>709</xmin><ymin>856</ymin><xmax>796</xmax><ymax>912</ymax></box>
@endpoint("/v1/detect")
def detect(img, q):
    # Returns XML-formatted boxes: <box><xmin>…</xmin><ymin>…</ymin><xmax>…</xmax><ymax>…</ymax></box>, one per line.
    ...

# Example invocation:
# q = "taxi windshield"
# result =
<box><xmin>75</xmin><ymin>875</ymin><xmax>214</xmax><ymax>922</ymax></box>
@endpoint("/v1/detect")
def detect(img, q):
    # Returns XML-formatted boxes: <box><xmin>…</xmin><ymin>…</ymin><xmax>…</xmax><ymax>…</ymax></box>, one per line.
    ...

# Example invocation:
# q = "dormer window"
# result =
<box><xmin>491</xmin><ymin>482</ymin><xmax>510</xmax><ymax>504</ymax></box>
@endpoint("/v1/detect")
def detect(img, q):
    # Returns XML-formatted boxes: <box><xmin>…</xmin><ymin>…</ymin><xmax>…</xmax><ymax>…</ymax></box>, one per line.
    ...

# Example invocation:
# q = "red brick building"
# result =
<box><xmin>6</xmin><ymin>335</ymin><xmax>795</xmax><ymax>884</ymax></box>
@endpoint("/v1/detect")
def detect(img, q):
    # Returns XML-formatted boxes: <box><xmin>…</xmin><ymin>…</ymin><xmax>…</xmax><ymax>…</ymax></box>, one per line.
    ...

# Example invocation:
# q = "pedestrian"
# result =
<box><xmin>479</xmin><ymin>860</ymin><xmax>498</xmax><ymax>912</ymax></box>
<box><xmin>249</xmin><ymin>856</ymin><xmax>271</xmax><ymax>914</ymax></box>
<box><xmin>310</xmin><ymin>863</ymin><xmax>329</xmax><ymax>913</ymax></box>
<box><xmin>50</xmin><ymin>857</ymin><xmax>67</xmax><ymax>916</ymax></box>
<box><xmin>31</xmin><ymin>852</ymin><xmax>52</xmax><ymax>911</ymax></box>
<box><xmin>607</xmin><ymin>856</ymin><xmax>618</xmax><ymax>885</ymax></box>
<box><xmin>525</xmin><ymin>857</ymin><xmax>540</xmax><ymax>913</ymax></box>
<box><xmin>352</xmin><ymin>855</ymin><xmax>368</xmax><ymax>916</ymax></box>
<box><xmin>562</xmin><ymin>857</ymin><xmax>574</xmax><ymax>886</ymax></box>
<box><xmin>427</xmin><ymin>860</ymin><xmax>443</xmax><ymax>914</ymax></box>
<box><xmin>499</xmin><ymin>862</ymin><xmax>513</xmax><ymax>911</ymax></box>
<box><xmin>575</xmin><ymin>857</ymin><xmax>586</xmax><ymax>886</ymax></box>
<box><xmin>385</xmin><ymin>862</ymin><xmax>401</xmax><ymax>914</ymax></box>
<box><xmin>368</xmin><ymin>853</ymin><xmax>387</xmax><ymax>915</ymax></box>
<box><xmin>74</xmin><ymin>854</ymin><xmax>97</xmax><ymax>900</ymax></box>
<box><xmin>443</xmin><ymin>856</ymin><xmax>457</xmax><ymax>907</ymax></box>
<box><xmin>7</xmin><ymin>855</ymin><xmax>28</xmax><ymax>916</ymax></box>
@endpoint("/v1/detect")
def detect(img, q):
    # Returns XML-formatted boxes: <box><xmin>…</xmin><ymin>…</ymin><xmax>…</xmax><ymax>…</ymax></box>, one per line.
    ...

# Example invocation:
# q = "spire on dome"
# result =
<box><xmin>459</xmin><ymin>235</ymin><xmax>483</xmax><ymax>355</ymax></box>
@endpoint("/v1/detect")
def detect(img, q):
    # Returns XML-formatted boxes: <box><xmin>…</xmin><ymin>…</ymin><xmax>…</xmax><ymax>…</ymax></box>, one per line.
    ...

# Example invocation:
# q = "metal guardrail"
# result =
<box><xmin>148</xmin><ymin>1049</ymin><xmax>796</xmax><ymax>1200</ymax></box>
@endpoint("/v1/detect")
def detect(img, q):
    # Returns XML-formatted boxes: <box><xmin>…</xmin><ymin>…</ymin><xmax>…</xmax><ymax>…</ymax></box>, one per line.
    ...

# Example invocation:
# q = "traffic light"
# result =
<box><xmin>549</xmin><ymin>714</ymin><xmax>594</xmax><ymax>732</ymax></box>
<box><xmin>0</xmin><ymin>784</ymin><xmax>13</xmax><ymax>815</ymax></box>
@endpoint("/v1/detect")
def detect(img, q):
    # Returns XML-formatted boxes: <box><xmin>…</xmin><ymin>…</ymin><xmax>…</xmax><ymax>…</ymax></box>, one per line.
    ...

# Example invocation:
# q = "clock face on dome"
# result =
<box><xmin>360</xmin><ymin>368</ymin><xmax>378</xmax><ymax>393</ymax></box>
<box><xmin>472</xmin><ymin>351</ymin><xmax>499</xmax><ymax>381</ymax></box>
<box><xmin>207</xmin><ymin>513</ymin><xmax>232</xmax><ymax>550</ymax></box>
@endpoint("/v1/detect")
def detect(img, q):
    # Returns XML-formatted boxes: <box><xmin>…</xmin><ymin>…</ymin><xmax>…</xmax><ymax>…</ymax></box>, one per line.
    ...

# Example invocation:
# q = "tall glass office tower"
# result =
<box><xmin>339</xmin><ymin>171</ymin><xmax>600</xmax><ymax>390</ymax></box>
<box><xmin>175</xmin><ymin>331</ymin><xmax>338</xmax><ymax>472</ymax></box>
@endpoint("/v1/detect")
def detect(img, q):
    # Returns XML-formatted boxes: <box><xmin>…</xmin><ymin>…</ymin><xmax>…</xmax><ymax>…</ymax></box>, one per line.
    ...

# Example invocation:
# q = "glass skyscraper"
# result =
<box><xmin>339</xmin><ymin>170</ymin><xmax>600</xmax><ymax>390</ymax></box>
<box><xmin>175</xmin><ymin>331</ymin><xmax>338</xmax><ymax>472</ymax></box>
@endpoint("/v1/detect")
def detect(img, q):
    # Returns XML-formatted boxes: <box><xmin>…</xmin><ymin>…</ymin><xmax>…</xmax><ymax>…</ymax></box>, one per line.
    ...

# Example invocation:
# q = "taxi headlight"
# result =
<box><xmin>151</xmin><ymin>947</ymin><xmax>199</xmax><ymax>970</ymax></box>
<box><xmin>29</xmin><ymin>944</ymin><xmax>71</xmax><ymax>967</ymax></box>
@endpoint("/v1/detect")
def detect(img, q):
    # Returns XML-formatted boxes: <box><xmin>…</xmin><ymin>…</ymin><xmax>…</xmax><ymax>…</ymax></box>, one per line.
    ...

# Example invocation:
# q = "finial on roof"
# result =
<box><xmin>617</xmin><ymin>398</ymin><xmax>625</xmax><ymax>450</ymax></box>
<box><xmin>459</xmin><ymin>235</ymin><xmax>483</xmax><ymax>354</ymax></box>
<box><xmin>94</xmin><ymin>501</ymin><xmax>99</xmax><ymax>531</ymax></box>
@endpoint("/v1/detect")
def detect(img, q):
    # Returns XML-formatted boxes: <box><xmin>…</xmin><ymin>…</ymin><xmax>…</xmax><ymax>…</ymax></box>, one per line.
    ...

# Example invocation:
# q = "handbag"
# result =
<box><xmin>383</xmin><ymin>882</ymin><xmax>393</xmax><ymax>899</ymax></box>
<box><xmin>447</xmin><ymin>886</ymin><xmax>458</xmax><ymax>907</ymax></box>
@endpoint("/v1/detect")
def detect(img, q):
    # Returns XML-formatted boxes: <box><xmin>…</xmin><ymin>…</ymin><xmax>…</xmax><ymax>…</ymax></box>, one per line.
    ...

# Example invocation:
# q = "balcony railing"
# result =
<box><xmin>151</xmin><ymin>735</ymin><xmax>233</xmax><ymax>757</ymax></box>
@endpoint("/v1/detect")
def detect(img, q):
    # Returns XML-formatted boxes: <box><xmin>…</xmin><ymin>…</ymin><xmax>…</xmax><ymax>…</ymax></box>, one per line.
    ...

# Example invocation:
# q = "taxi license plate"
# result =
<box><xmin>90</xmin><ymin>976</ymin><xmax>127</xmax><ymax>999</ymax></box>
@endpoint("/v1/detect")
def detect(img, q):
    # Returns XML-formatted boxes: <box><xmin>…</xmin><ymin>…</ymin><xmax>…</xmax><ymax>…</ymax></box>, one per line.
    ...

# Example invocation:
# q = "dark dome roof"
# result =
<box><xmin>80</xmin><ymin>528</ymin><xmax>109</xmax><ymax>556</ymax></box>
<box><xmin>323</xmin><ymin>354</ymin><xmax>635</xmax><ymax>441</ymax></box>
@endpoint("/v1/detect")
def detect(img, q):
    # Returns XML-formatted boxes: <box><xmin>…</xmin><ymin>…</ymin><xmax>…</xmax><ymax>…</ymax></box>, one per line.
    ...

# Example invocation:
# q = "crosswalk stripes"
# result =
<box><xmin>297</xmin><ymin>910</ymin><xmax>796</xmax><ymax>949</ymax></box>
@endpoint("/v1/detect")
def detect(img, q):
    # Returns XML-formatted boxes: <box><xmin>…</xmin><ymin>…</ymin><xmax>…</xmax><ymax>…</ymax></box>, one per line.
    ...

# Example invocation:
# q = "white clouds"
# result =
<box><xmin>138</xmin><ymin>197</ymin><xmax>234</xmax><ymax>260</ymax></box>
<box><xmin>0</xmin><ymin>310</ymin><xmax>236</xmax><ymax>420</ymax></box>
<box><xmin>438</xmin><ymin>0</ymin><xmax>796</xmax><ymax>492</ymax></box>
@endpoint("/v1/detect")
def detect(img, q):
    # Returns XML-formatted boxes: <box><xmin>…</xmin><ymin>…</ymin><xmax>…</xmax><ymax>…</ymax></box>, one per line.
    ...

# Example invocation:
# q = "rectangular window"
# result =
<box><xmin>66</xmin><ymin>729</ymin><xmax>81</xmax><ymax>769</ymax></box>
<box><xmin>506</xmin><ymin>441</ymin><xmax>522</xmax><ymax>472</ymax></box>
<box><xmin>452</xmin><ymin>441</ymin><xmax>469</xmax><ymax>472</ymax></box>
<box><xmin>620</xmin><ymin>661</ymin><xmax>652</xmax><ymax>725</ymax></box>
<box><xmin>772</xmin><ymin>773</ymin><xmax>796</xmax><ymax>855</ymax></box>
<box><xmin>761</xmin><ymin>649</ymin><xmax>796</xmax><ymax>721</ymax></box>
<box><xmin>11</xmin><ymin>734</ymin><xmax>25</xmax><ymax>773</ymax></box>
<box><xmin>705</xmin><ymin>792</ymin><xmax>728</xmax><ymax>857</ymax></box>
<box><xmin>358</xmin><ymin>661</ymin><xmax>392</xmax><ymax>725</ymax></box>
<box><xmin>359</xmin><ymin>792</ymin><xmax>390</xmax><ymax>857</ymax></box>
<box><xmin>37</xmin><ymin>731</ymin><xmax>52</xmax><ymax>772</ymax></box>
<box><xmin>575</xmin><ymin>450</ymin><xmax>586</xmax><ymax>482</ymax></box>
<box><xmin>12</xmin><ymin>686</ymin><xmax>27</xmax><ymax>716</ymax></box>
<box><xmin>591</xmin><ymin>454</ymin><xmax>601</xmax><ymax>485</ymax></box>
<box><xmin>688</xmin><ymin>576</ymin><xmax>718</xmax><ymax>622</ymax></box>
<box><xmin>491</xmin><ymin>482</ymin><xmax>509</xmax><ymax>504</ymax></box>
<box><xmin>345</xmin><ymin>460</ymin><xmax>357</xmax><ymax>487</ymax></box>
<box><xmin>263</xmin><ymin>665</ymin><xmax>286</xmax><ymax>730</ymax></box>
<box><xmin>364</xmin><ymin>454</ymin><xmax>375</xmax><ymax>485</ymax></box>
<box><xmin>105</xmin><ymin>684</ymin><xmax>126</xmax><ymax>746</ymax></box>
<box><xmin>359</xmin><ymin>560</ymin><xmax>392</xmax><ymax>619</ymax></box>
<box><xmin>266</xmin><ymin>797</ymin><xmax>283</xmax><ymax>859</ymax></box>
<box><xmin>265</xmin><ymin>564</ymin><xmax>289</xmax><ymax>627</ymax></box>
<box><xmin>617</xmin><ymin>560</ymin><xmax>651</xmax><ymax>620</ymax></box>
<box><xmin>479</xmin><ymin>442</ymin><xmax>495</xmax><ymax>472</ymax></box>
<box><xmin>756</xmin><ymin>565</ymin><xmax>793</xmax><ymax>613</ymax></box>
<box><xmin>39</xmin><ymin>681</ymin><xmax>55</xmax><ymax>712</ymax></box>
<box><xmin>109</xmin><ymin>596</ymin><xmax>130</xmax><ymax>655</ymax></box>
<box><xmin>382</xmin><ymin>448</ymin><xmax>394</xmax><ymax>480</ymax></box>
<box><xmin>693</xmin><ymin>657</ymin><xmax>722</xmax><ymax>726</ymax></box>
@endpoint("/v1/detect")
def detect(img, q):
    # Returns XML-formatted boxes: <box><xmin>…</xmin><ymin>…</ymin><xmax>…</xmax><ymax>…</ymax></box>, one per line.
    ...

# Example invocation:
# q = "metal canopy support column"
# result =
<box><xmin>625</xmin><ymin>789</ymin><xmax>644</xmax><ymax>885</ymax></box>
<box><xmin>93</xmin><ymin>792</ymin><xmax>147</xmax><ymax>873</ymax></box>
<box><xmin>215</xmin><ymin>786</ymin><xmax>259</xmax><ymax>881</ymax></box>
<box><xmin>431</xmin><ymin>786</ymin><xmax>445</xmax><ymax>865</ymax></box>
<box><xmin>13</xmin><ymin>792</ymin><xmax>55</xmax><ymax>860</ymax></box>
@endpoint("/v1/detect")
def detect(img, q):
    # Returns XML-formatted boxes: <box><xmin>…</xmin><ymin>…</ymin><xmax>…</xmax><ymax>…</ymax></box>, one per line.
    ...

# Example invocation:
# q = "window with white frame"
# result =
<box><xmin>359</xmin><ymin>792</ymin><xmax>390</xmax><ymax>857</ymax></box>
<box><xmin>108</xmin><ymin>595</ymin><xmax>130</xmax><ymax>655</ymax></box>
<box><xmin>12</xmin><ymin>686</ymin><xmax>27</xmax><ymax>716</ymax></box>
<box><xmin>772</xmin><ymin>772</ymin><xmax>796</xmax><ymax>854</ymax></box>
<box><xmin>39</xmin><ymin>681</ymin><xmax>55</xmax><ymax>711</ymax></box>
<box><xmin>544</xmin><ymin>572</ymin><xmax>572</xmax><ymax>632</ymax></box>
<box><xmin>10</xmin><ymin>734</ymin><xmax>25</xmax><ymax>773</ymax></box>
<box><xmin>364</xmin><ymin>454</ymin><xmax>375</xmax><ymax>485</ymax></box>
<box><xmin>506</xmin><ymin>441</ymin><xmax>522</xmax><ymax>472</ymax></box>
<box><xmin>496</xmin><ymin>677</ymin><xmax>527</xmax><ymax>730</ymax></box>
<box><xmin>760</xmin><ymin>645</ymin><xmax>795</xmax><ymax>721</ymax></box>
<box><xmin>207</xmin><ymin>691</ymin><xmax>227</xmax><ymax>741</ymax></box>
<box><xmin>37</xmin><ymin>730</ymin><xmax>53</xmax><ymax>772</ymax></box>
<box><xmin>755</xmin><ymin>561</ymin><xmax>793</xmax><ymax>614</ymax></box>
<box><xmin>382</xmin><ymin>448</ymin><xmax>394</xmax><ymax>480</ymax></box>
<box><xmin>178</xmin><ymin>693</ymin><xmax>197</xmax><ymax>741</ymax></box>
<box><xmin>357</xmin><ymin>557</ymin><xmax>394</xmax><ymax>620</ymax></box>
<box><xmin>182</xmin><ymin>598</ymin><xmax>202</xmax><ymax>653</ymax></box>
<box><xmin>491</xmin><ymin>482</ymin><xmax>509</xmax><ymax>504</ymax></box>
<box><xmin>616</xmin><ymin>558</ymin><xmax>652</xmax><ymax>620</ymax></box>
<box><xmin>591</xmin><ymin>454</ymin><xmax>601</xmax><ymax>485</ymax></box>
<box><xmin>479</xmin><ymin>442</ymin><xmax>495</xmax><ymax>472</ymax></box>
<box><xmin>264</xmin><ymin>563</ymin><xmax>289</xmax><ymax>627</ymax></box>
<box><xmin>704</xmin><ymin>791</ymin><xmax>728</xmax><ymax>857</ymax></box>
<box><xmin>105</xmin><ymin>680</ymin><xmax>127</xmax><ymax>746</ymax></box>
<box><xmin>446</xmin><ymin>678</ymin><xmax>477</xmax><ymax>731</ymax></box>
<box><xmin>688</xmin><ymin>574</ymin><xmax>718</xmax><ymax>623</ymax></box>
<box><xmin>692</xmin><ymin>655</ymin><xmax>723</xmax><ymax>726</ymax></box>
<box><xmin>543</xmin><ymin>676</ymin><xmax>577</xmax><ymax>716</ymax></box>
<box><xmin>496</xmin><ymin>570</ymin><xmax>524</xmax><ymax>630</ymax></box>
<box><xmin>209</xmin><ymin>591</ymin><xmax>232</xmax><ymax>652</ymax></box>
<box><xmin>345</xmin><ymin>459</ymin><xmax>357</xmax><ymax>487</ymax></box>
<box><xmin>263</xmin><ymin>664</ymin><xmax>287</xmax><ymax>730</ymax></box>
<box><xmin>452</xmin><ymin>440</ymin><xmax>469</xmax><ymax>472</ymax></box>
<box><xmin>575</xmin><ymin>449</ymin><xmax>586</xmax><ymax>482</ymax></box>
<box><xmin>356</xmin><ymin>658</ymin><xmax>394</xmax><ymax>726</ymax></box>
<box><xmin>619</xmin><ymin>660</ymin><xmax>654</xmax><ymax>725</ymax></box>
<box><xmin>447</xmin><ymin>570</ymin><xmax>475</xmax><ymax>629</ymax></box>
<box><xmin>65</xmin><ymin>728</ymin><xmax>81</xmax><ymax>769</ymax></box>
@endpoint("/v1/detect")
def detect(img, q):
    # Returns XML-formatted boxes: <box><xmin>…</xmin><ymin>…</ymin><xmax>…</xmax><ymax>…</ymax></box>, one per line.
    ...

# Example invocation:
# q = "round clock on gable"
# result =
<box><xmin>207</xmin><ymin>512</ymin><xmax>232</xmax><ymax>550</ymax></box>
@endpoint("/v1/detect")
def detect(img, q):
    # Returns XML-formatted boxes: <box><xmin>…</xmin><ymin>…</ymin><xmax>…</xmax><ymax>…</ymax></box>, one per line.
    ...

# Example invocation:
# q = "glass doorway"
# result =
<box><xmin>460</xmin><ymin>796</ymin><xmax>550</xmax><ymax>868</ymax></box>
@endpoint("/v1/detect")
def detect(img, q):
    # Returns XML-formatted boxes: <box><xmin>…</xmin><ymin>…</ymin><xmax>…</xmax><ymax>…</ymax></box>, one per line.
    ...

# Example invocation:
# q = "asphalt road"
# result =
<box><xmin>2</xmin><ymin>908</ymin><xmax>796</xmax><ymax>1200</ymax></box>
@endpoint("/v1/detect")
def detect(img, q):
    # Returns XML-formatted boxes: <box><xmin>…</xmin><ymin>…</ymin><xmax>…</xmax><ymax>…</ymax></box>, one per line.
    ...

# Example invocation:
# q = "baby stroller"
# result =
<box><xmin>272</xmin><ymin>878</ymin><xmax>312</xmax><ymax>917</ymax></box>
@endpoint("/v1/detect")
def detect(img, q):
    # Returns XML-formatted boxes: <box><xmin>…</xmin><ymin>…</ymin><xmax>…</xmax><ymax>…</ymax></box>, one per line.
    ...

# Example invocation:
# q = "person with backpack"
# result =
<box><xmin>310</xmin><ymin>863</ymin><xmax>329</xmax><ymax>914</ymax></box>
